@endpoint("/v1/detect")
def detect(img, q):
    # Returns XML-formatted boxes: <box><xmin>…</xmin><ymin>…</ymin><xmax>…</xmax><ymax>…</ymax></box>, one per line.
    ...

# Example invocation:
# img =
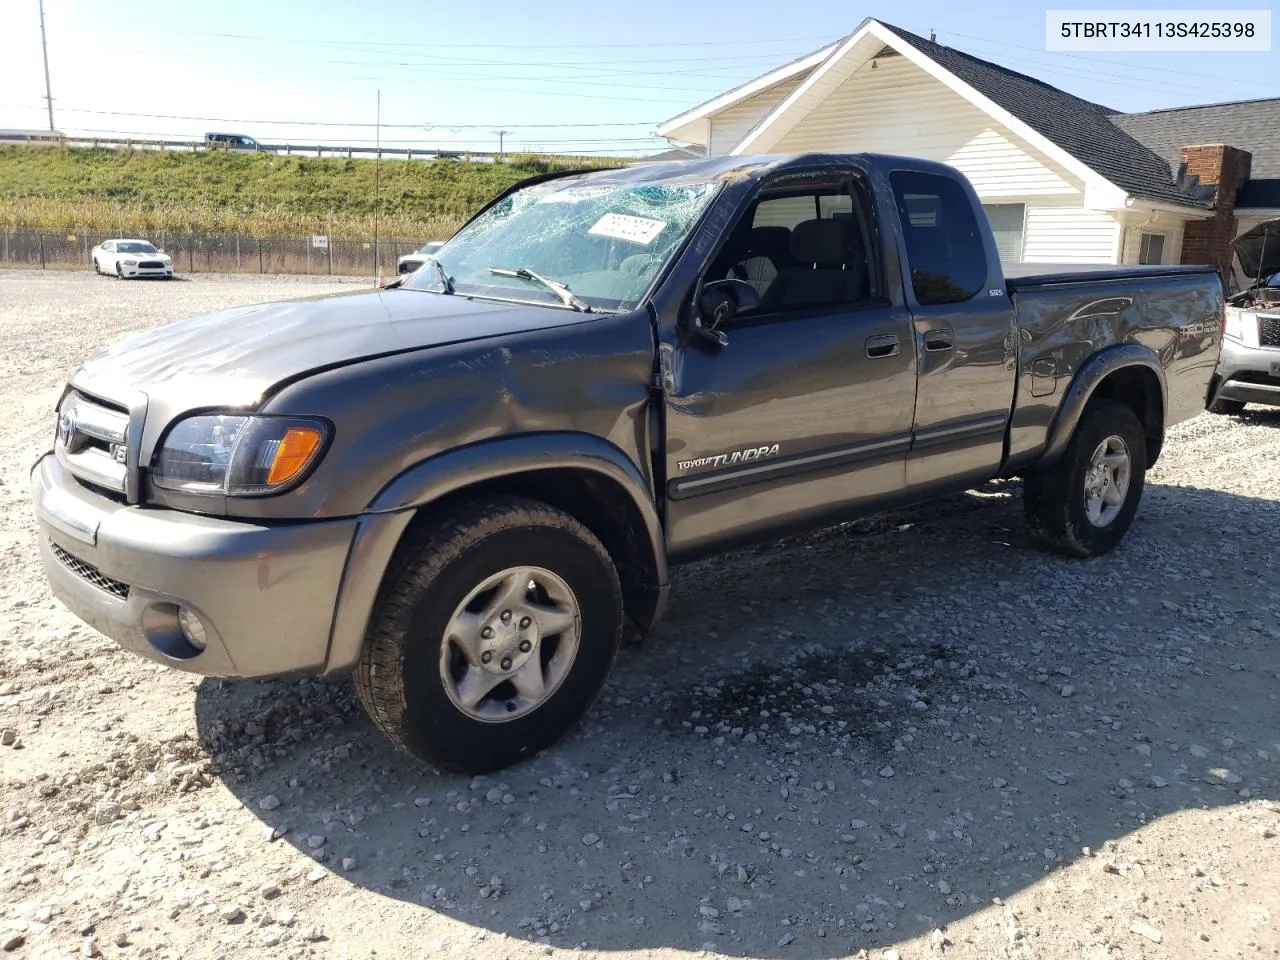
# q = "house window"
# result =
<box><xmin>1139</xmin><ymin>232</ymin><xmax>1166</xmax><ymax>265</ymax></box>
<box><xmin>982</xmin><ymin>203</ymin><xmax>1026</xmax><ymax>263</ymax></box>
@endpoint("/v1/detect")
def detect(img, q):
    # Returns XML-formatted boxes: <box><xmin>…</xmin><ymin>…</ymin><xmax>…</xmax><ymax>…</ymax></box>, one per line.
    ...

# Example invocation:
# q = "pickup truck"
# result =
<box><xmin>31</xmin><ymin>153</ymin><xmax>1223</xmax><ymax>773</ymax></box>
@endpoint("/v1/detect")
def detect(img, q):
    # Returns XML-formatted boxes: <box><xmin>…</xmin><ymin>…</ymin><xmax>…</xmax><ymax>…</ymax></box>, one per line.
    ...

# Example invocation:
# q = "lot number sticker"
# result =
<box><xmin>589</xmin><ymin>213</ymin><xmax>667</xmax><ymax>245</ymax></box>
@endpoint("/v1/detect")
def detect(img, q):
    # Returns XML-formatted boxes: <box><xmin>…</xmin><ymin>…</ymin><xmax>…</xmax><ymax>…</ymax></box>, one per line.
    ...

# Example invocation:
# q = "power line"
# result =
<box><xmin>1</xmin><ymin>106</ymin><xmax>665</xmax><ymax>129</ymax></box>
<box><xmin>937</xmin><ymin>29</ymin><xmax>1275</xmax><ymax>91</ymax></box>
<box><xmin>194</xmin><ymin>29</ymin><xmax>842</xmax><ymax>50</ymax></box>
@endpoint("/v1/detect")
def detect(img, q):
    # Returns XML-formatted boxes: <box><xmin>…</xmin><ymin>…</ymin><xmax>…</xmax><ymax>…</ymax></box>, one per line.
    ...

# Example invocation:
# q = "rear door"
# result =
<box><xmin>662</xmin><ymin>171</ymin><xmax>917</xmax><ymax>558</ymax></box>
<box><xmin>889</xmin><ymin>170</ymin><xmax>1017</xmax><ymax>490</ymax></box>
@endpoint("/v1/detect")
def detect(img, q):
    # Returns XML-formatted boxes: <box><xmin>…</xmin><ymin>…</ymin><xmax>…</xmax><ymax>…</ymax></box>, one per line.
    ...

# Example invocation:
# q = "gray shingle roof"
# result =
<box><xmin>879</xmin><ymin>23</ymin><xmax>1212</xmax><ymax>209</ymax></box>
<box><xmin>1112</xmin><ymin>99</ymin><xmax>1280</xmax><ymax>208</ymax></box>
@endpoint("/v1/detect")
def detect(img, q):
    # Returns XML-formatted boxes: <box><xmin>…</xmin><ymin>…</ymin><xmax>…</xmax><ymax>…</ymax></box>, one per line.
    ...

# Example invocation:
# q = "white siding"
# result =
<box><xmin>709</xmin><ymin>76</ymin><xmax>805</xmax><ymax>157</ymax></box>
<box><xmin>768</xmin><ymin>56</ymin><xmax>1080</xmax><ymax>197</ymax></box>
<box><xmin>1021</xmin><ymin>203</ymin><xmax>1121</xmax><ymax>264</ymax></box>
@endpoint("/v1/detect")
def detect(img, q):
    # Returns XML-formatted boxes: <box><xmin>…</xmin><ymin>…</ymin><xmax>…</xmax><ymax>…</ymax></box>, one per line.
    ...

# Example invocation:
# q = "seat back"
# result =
<box><xmin>762</xmin><ymin>219</ymin><xmax>869</xmax><ymax>309</ymax></box>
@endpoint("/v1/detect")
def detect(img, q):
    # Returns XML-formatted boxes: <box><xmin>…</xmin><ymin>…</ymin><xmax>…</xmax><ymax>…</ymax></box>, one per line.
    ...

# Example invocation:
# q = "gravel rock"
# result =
<box><xmin>259</xmin><ymin>795</ymin><xmax>281</xmax><ymax>811</ymax></box>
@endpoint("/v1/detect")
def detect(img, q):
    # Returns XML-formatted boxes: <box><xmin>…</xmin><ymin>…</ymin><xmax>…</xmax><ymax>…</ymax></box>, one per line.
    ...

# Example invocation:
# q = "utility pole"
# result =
<box><xmin>38</xmin><ymin>0</ymin><xmax>55</xmax><ymax>131</ymax></box>
<box><xmin>373</xmin><ymin>89</ymin><xmax>381</xmax><ymax>286</ymax></box>
<box><xmin>494</xmin><ymin>129</ymin><xmax>511</xmax><ymax>160</ymax></box>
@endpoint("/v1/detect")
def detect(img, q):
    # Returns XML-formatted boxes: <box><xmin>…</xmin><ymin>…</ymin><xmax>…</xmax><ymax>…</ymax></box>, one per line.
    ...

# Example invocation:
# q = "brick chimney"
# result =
<box><xmin>1179</xmin><ymin>144</ymin><xmax>1251</xmax><ymax>277</ymax></box>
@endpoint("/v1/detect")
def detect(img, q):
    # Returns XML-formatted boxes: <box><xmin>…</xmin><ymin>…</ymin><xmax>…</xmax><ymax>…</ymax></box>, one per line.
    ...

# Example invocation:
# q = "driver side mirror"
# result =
<box><xmin>688</xmin><ymin>279</ymin><xmax>761</xmax><ymax>347</ymax></box>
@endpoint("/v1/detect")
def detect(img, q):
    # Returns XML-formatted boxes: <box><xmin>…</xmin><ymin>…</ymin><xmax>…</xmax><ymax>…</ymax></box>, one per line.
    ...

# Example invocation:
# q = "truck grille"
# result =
<box><xmin>48</xmin><ymin>540</ymin><xmax>130</xmax><ymax>600</ymax></box>
<box><xmin>55</xmin><ymin>391</ymin><xmax>131</xmax><ymax>495</ymax></box>
<box><xmin>1259</xmin><ymin>315</ymin><xmax>1280</xmax><ymax>348</ymax></box>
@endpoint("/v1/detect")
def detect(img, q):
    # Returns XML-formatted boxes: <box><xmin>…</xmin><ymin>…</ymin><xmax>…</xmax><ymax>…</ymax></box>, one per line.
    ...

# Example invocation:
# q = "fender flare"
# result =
<box><xmin>324</xmin><ymin>433</ymin><xmax>666</xmax><ymax>673</ymax></box>
<box><xmin>1039</xmin><ymin>343</ymin><xmax>1167</xmax><ymax>467</ymax></box>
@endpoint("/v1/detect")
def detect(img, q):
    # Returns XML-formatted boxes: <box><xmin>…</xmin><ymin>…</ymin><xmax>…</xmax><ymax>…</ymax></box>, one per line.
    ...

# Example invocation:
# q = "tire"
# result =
<box><xmin>115</xmin><ymin>263</ymin><xmax>125</xmax><ymax>280</ymax></box>
<box><xmin>1023</xmin><ymin>399</ymin><xmax>1147</xmax><ymax>558</ymax></box>
<box><xmin>1207</xmin><ymin>395</ymin><xmax>1246</xmax><ymax>416</ymax></box>
<box><xmin>355</xmin><ymin>497</ymin><xmax>622</xmax><ymax>773</ymax></box>
<box><xmin>92</xmin><ymin>258</ymin><xmax>100</xmax><ymax>275</ymax></box>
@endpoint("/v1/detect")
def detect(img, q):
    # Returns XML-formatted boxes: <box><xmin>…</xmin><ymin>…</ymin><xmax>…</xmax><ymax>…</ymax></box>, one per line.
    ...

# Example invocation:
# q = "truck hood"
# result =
<box><xmin>73</xmin><ymin>288</ymin><xmax>586</xmax><ymax>409</ymax></box>
<box><xmin>1233</xmin><ymin>220</ymin><xmax>1280</xmax><ymax>279</ymax></box>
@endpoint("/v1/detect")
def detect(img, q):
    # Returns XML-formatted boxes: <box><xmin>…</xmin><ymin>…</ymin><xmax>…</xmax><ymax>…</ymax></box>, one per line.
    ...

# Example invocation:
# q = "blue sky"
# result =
<box><xmin>1</xmin><ymin>0</ymin><xmax>1275</xmax><ymax>155</ymax></box>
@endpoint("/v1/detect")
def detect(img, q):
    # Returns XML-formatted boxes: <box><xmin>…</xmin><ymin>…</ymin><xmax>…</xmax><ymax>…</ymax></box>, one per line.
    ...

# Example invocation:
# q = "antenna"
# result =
<box><xmin>373</xmin><ymin>89</ymin><xmax>381</xmax><ymax>287</ymax></box>
<box><xmin>38</xmin><ymin>0</ymin><xmax>55</xmax><ymax>131</ymax></box>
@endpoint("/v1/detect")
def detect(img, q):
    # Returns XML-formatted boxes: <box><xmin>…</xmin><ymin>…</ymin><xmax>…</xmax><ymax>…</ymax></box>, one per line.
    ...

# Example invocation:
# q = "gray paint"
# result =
<box><xmin>30</xmin><ymin>152</ymin><xmax>1224</xmax><ymax>679</ymax></box>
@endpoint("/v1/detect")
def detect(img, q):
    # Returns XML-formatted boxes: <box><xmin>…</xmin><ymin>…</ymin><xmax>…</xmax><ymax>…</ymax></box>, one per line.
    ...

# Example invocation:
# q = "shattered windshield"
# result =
<box><xmin>403</xmin><ymin>176</ymin><xmax>721</xmax><ymax>311</ymax></box>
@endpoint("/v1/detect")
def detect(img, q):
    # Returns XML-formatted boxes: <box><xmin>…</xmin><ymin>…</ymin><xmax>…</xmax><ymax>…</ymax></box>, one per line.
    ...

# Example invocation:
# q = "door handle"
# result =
<box><xmin>924</xmin><ymin>329</ymin><xmax>954</xmax><ymax>352</ymax></box>
<box><xmin>865</xmin><ymin>334</ymin><xmax>900</xmax><ymax>359</ymax></box>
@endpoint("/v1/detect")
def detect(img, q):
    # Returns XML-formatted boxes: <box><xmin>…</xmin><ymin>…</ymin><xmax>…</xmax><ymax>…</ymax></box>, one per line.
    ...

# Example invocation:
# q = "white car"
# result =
<box><xmin>91</xmin><ymin>239</ymin><xmax>174</xmax><ymax>279</ymax></box>
<box><xmin>397</xmin><ymin>240</ymin><xmax>445</xmax><ymax>275</ymax></box>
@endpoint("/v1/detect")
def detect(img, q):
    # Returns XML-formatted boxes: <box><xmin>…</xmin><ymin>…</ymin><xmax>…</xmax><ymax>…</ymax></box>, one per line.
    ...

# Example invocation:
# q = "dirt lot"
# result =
<box><xmin>1</xmin><ymin>269</ymin><xmax>1278</xmax><ymax>960</ymax></box>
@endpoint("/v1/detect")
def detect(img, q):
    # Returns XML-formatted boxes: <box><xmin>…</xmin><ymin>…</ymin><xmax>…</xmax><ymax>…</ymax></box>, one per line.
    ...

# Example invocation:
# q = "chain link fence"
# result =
<box><xmin>1</xmin><ymin>228</ymin><xmax>436</xmax><ymax>277</ymax></box>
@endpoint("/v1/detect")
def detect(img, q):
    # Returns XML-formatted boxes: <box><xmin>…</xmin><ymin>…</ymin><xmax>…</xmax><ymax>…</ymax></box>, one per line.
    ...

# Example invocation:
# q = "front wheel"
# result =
<box><xmin>355</xmin><ymin>497</ymin><xmax>622</xmax><ymax>773</ymax></box>
<box><xmin>1024</xmin><ymin>399</ymin><xmax>1147</xmax><ymax>557</ymax></box>
<box><xmin>115</xmin><ymin>263</ymin><xmax>125</xmax><ymax>280</ymax></box>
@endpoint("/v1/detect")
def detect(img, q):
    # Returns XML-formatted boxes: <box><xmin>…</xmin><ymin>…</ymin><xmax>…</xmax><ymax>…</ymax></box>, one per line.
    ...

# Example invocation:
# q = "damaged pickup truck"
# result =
<box><xmin>31</xmin><ymin>154</ymin><xmax>1223</xmax><ymax>772</ymax></box>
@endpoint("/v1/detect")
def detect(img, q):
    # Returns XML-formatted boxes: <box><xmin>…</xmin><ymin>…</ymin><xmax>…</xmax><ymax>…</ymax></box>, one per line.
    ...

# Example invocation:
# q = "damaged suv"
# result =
<box><xmin>1208</xmin><ymin>220</ymin><xmax>1280</xmax><ymax>413</ymax></box>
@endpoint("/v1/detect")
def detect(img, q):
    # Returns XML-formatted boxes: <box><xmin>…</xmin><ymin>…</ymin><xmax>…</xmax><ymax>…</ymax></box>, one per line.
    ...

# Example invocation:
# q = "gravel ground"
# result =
<box><xmin>1</xmin><ymin>269</ymin><xmax>1278</xmax><ymax>960</ymax></box>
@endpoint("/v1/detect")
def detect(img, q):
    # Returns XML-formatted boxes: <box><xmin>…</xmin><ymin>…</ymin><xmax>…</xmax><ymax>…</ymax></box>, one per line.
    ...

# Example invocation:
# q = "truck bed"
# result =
<box><xmin>1003</xmin><ymin>263</ymin><xmax>1223</xmax><ymax>472</ymax></box>
<box><xmin>1004</xmin><ymin>262</ymin><xmax>1218</xmax><ymax>289</ymax></box>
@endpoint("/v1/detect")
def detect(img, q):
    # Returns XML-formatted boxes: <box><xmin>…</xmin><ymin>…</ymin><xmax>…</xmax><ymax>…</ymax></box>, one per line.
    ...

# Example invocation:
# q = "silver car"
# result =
<box><xmin>397</xmin><ymin>240</ymin><xmax>445</xmax><ymax>275</ymax></box>
<box><xmin>1210</xmin><ymin>220</ymin><xmax>1280</xmax><ymax>414</ymax></box>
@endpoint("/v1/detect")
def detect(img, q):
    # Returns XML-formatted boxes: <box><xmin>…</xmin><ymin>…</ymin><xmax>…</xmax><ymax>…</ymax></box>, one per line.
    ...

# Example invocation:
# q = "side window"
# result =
<box><xmin>890</xmin><ymin>171</ymin><xmax>988</xmax><ymax>305</ymax></box>
<box><xmin>707</xmin><ymin>180</ymin><xmax>877</xmax><ymax>315</ymax></box>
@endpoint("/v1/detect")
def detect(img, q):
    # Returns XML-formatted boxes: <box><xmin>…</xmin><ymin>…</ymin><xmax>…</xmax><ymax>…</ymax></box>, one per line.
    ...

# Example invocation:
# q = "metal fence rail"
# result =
<box><xmin>2</xmin><ymin>228</ymin><xmax>432</xmax><ymax>277</ymax></box>
<box><xmin>0</xmin><ymin>132</ymin><xmax>630</xmax><ymax>165</ymax></box>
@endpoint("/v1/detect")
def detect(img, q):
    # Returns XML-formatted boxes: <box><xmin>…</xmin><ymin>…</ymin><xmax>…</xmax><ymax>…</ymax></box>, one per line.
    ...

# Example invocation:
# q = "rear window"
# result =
<box><xmin>890</xmin><ymin>171</ymin><xmax>987</xmax><ymax>305</ymax></box>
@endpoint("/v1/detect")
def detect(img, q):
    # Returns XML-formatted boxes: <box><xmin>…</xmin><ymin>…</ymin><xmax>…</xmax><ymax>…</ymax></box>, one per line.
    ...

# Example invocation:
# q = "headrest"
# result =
<box><xmin>746</xmin><ymin>226</ymin><xmax>792</xmax><ymax>261</ymax></box>
<box><xmin>791</xmin><ymin>219</ymin><xmax>850</xmax><ymax>266</ymax></box>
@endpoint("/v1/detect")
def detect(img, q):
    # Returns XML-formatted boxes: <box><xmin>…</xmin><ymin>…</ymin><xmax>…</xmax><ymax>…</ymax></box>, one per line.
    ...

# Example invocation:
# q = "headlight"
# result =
<box><xmin>1223</xmin><ymin>308</ymin><xmax>1244</xmax><ymax>342</ymax></box>
<box><xmin>152</xmin><ymin>415</ymin><xmax>330</xmax><ymax>496</ymax></box>
<box><xmin>122</xmin><ymin>259</ymin><xmax>138</xmax><ymax>266</ymax></box>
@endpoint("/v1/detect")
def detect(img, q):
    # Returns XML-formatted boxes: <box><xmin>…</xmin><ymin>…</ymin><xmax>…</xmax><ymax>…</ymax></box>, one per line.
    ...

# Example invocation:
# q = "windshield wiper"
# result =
<box><xmin>427</xmin><ymin>256</ymin><xmax>454</xmax><ymax>295</ymax></box>
<box><xmin>489</xmin><ymin>266</ymin><xmax>591</xmax><ymax>312</ymax></box>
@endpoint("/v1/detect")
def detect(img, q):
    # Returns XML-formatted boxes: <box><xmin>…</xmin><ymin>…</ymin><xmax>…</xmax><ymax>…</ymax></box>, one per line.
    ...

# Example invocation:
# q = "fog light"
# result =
<box><xmin>177</xmin><ymin>607</ymin><xmax>208</xmax><ymax>651</ymax></box>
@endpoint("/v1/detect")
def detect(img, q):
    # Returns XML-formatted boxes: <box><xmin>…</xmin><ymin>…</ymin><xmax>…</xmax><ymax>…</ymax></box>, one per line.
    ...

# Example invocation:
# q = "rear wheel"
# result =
<box><xmin>1024</xmin><ymin>399</ymin><xmax>1147</xmax><ymax>557</ymax></box>
<box><xmin>1207</xmin><ymin>395</ymin><xmax>1246</xmax><ymax>416</ymax></box>
<box><xmin>355</xmin><ymin>497</ymin><xmax>622</xmax><ymax>773</ymax></box>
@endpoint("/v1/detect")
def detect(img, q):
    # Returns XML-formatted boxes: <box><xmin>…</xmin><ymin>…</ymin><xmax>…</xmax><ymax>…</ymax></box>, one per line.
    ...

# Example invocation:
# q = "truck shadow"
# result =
<box><xmin>192</xmin><ymin>479</ymin><xmax>1280</xmax><ymax>959</ymax></box>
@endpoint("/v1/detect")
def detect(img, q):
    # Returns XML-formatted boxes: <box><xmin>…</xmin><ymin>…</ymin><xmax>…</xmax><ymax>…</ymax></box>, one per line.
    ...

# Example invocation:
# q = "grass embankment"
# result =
<box><xmin>0</xmin><ymin>145</ymin><xmax>623</xmax><ymax>238</ymax></box>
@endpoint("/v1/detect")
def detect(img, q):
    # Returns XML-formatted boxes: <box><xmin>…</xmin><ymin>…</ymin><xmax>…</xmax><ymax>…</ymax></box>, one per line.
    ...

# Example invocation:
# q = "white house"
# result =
<box><xmin>657</xmin><ymin>19</ymin><xmax>1278</xmax><ymax>277</ymax></box>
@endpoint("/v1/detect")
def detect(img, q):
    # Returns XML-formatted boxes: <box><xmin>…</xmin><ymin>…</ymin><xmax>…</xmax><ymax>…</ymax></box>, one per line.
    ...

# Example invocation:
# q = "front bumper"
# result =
<box><xmin>1213</xmin><ymin>337</ymin><xmax>1280</xmax><ymax>407</ymax></box>
<box><xmin>30</xmin><ymin>453</ymin><xmax>359</xmax><ymax>677</ymax></box>
<box><xmin>120</xmin><ymin>264</ymin><xmax>174</xmax><ymax>278</ymax></box>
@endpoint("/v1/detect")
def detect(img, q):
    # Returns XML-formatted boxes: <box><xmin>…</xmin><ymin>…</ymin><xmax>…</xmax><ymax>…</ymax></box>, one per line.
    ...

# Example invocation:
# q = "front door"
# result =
<box><xmin>662</xmin><ymin>173</ymin><xmax>918</xmax><ymax>559</ymax></box>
